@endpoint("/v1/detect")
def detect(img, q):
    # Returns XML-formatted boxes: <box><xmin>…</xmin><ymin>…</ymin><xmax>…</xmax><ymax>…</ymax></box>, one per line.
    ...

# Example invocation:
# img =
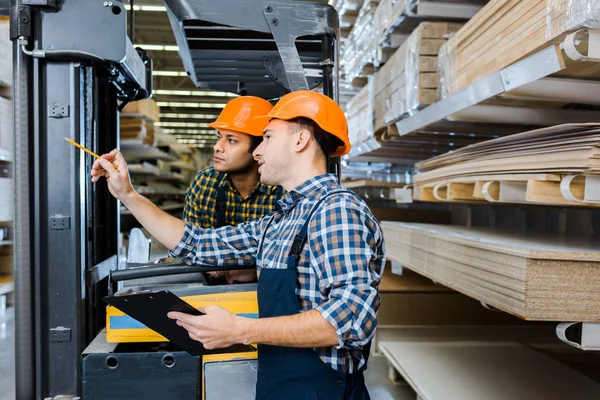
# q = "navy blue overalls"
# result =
<box><xmin>255</xmin><ymin>190</ymin><xmax>372</xmax><ymax>400</ymax></box>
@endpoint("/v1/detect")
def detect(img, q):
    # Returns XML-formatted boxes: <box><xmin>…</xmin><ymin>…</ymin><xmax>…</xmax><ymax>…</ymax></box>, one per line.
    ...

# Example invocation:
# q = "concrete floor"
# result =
<box><xmin>0</xmin><ymin>305</ymin><xmax>414</xmax><ymax>400</ymax></box>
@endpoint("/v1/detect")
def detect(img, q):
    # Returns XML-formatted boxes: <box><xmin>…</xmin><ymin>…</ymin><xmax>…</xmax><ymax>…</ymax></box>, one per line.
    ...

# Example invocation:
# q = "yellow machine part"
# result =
<box><xmin>106</xmin><ymin>290</ymin><xmax>258</xmax><ymax>343</ymax></box>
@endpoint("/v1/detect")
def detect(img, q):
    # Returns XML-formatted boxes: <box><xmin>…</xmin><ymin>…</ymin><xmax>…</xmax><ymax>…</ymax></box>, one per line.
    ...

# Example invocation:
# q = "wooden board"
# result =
<box><xmin>379</xmin><ymin>340</ymin><xmax>600</xmax><ymax>400</ymax></box>
<box><xmin>122</xmin><ymin>98</ymin><xmax>160</xmax><ymax>123</ymax></box>
<box><xmin>382</xmin><ymin>221</ymin><xmax>600</xmax><ymax>322</ymax></box>
<box><xmin>438</xmin><ymin>0</ymin><xmax>600</xmax><ymax>98</ymax></box>
<box><xmin>412</xmin><ymin>125</ymin><xmax>600</xmax><ymax>207</ymax></box>
<box><xmin>373</xmin><ymin>22</ymin><xmax>460</xmax><ymax>132</ymax></box>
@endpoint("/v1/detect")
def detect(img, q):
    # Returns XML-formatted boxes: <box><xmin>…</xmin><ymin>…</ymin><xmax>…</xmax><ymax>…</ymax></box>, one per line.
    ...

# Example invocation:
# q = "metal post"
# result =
<box><xmin>12</xmin><ymin>0</ymin><xmax>35</xmax><ymax>397</ymax></box>
<box><xmin>322</xmin><ymin>34</ymin><xmax>342</xmax><ymax>181</ymax></box>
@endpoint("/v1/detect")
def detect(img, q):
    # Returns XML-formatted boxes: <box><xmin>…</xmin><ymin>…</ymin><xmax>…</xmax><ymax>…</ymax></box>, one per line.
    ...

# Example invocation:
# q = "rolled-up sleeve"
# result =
<box><xmin>170</xmin><ymin>216</ymin><xmax>268</xmax><ymax>267</ymax></box>
<box><xmin>310</xmin><ymin>197</ymin><xmax>385</xmax><ymax>350</ymax></box>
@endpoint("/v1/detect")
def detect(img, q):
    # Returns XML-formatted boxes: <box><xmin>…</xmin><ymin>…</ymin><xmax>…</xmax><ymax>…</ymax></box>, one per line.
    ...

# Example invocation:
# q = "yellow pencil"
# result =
<box><xmin>64</xmin><ymin>137</ymin><xmax>119</xmax><ymax>170</ymax></box>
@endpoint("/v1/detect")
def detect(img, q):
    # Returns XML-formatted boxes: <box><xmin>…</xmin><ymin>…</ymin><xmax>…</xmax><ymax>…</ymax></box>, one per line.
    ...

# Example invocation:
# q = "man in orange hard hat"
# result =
<box><xmin>91</xmin><ymin>90</ymin><xmax>385</xmax><ymax>400</ymax></box>
<box><xmin>183</xmin><ymin>96</ymin><xmax>284</xmax><ymax>284</ymax></box>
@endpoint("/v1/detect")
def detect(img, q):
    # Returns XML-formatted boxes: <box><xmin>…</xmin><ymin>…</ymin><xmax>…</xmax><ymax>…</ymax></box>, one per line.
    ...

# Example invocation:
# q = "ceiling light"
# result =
<box><xmin>154</xmin><ymin>89</ymin><xmax>236</xmax><ymax>97</ymax></box>
<box><xmin>156</xmin><ymin>122</ymin><xmax>209</xmax><ymax>128</ymax></box>
<box><xmin>153</xmin><ymin>71</ymin><xmax>188</xmax><ymax>77</ymax></box>
<box><xmin>157</xmin><ymin>102</ymin><xmax>227</xmax><ymax>108</ymax></box>
<box><xmin>124</xmin><ymin>4</ymin><xmax>167</xmax><ymax>12</ymax></box>
<box><xmin>160</xmin><ymin>113</ymin><xmax>219</xmax><ymax>120</ymax></box>
<box><xmin>162</xmin><ymin>129</ymin><xmax>214</xmax><ymax>134</ymax></box>
<box><xmin>135</xmin><ymin>44</ymin><xmax>179</xmax><ymax>51</ymax></box>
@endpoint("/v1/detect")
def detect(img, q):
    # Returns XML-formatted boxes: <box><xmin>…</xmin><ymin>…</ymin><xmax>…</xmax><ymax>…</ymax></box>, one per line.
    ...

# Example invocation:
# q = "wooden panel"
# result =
<box><xmin>438</xmin><ymin>0</ymin><xmax>600</xmax><ymax>97</ymax></box>
<box><xmin>382</xmin><ymin>221</ymin><xmax>600</xmax><ymax>322</ymax></box>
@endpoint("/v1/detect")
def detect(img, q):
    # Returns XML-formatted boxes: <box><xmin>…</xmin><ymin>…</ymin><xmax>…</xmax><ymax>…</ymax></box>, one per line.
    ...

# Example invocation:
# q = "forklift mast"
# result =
<box><xmin>11</xmin><ymin>0</ymin><xmax>340</xmax><ymax>398</ymax></box>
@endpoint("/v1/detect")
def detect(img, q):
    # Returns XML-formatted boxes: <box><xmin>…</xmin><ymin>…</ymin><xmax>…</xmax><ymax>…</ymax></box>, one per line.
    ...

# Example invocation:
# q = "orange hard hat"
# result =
<box><xmin>256</xmin><ymin>90</ymin><xmax>350</xmax><ymax>157</ymax></box>
<box><xmin>208</xmin><ymin>96</ymin><xmax>273</xmax><ymax>137</ymax></box>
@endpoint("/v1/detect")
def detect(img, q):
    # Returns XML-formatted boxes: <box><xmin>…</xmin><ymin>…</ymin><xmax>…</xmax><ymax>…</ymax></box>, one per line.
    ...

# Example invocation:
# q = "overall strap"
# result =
<box><xmin>288</xmin><ymin>189</ymin><xmax>352</xmax><ymax>262</ymax></box>
<box><xmin>214</xmin><ymin>184</ymin><xmax>227</xmax><ymax>228</ymax></box>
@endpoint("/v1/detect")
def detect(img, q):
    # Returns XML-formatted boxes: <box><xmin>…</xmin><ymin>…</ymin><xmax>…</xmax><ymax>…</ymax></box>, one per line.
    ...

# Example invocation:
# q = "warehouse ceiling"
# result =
<box><xmin>128</xmin><ymin>0</ymin><xmax>332</xmax><ymax>149</ymax></box>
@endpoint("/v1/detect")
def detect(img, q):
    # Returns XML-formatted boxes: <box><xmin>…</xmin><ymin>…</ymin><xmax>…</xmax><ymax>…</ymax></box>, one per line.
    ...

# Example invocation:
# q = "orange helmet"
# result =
<box><xmin>208</xmin><ymin>96</ymin><xmax>273</xmax><ymax>137</ymax></box>
<box><xmin>255</xmin><ymin>90</ymin><xmax>350</xmax><ymax>157</ymax></box>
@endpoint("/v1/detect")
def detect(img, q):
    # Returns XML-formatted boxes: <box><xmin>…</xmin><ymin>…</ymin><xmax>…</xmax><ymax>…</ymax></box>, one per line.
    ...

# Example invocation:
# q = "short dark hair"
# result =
<box><xmin>248</xmin><ymin>135</ymin><xmax>263</xmax><ymax>154</ymax></box>
<box><xmin>287</xmin><ymin>117</ymin><xmax>343</xmax><ymax>158</ymax></box>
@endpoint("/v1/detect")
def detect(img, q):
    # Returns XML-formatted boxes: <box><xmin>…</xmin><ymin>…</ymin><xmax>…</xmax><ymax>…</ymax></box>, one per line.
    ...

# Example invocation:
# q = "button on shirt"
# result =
<box><xmin>171</xmin><ymin>174</ymin><xmax>386</xmax><ymax>373</ymax></box>
<box><xmin>183</xmin><ymin>166</ymin><xmax>284</xmax><ymax>228</ymax></box>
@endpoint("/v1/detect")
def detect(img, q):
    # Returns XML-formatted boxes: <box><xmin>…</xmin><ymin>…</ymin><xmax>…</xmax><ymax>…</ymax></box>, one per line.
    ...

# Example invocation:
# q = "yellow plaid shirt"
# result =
<box><xmin>183</xmin><ymin>166</ymin><xmax>284</xmax><ymax>228</ymax></box>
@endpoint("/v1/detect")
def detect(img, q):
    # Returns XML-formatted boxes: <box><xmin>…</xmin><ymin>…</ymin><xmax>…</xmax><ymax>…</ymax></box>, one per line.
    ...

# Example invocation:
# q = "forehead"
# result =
<box><xmin>217</xmin><ymin>129</ymin><xmax>247</xmax><ymax>139</ymax></box>
<box><xmin>264</xmin><ymin>119</ymin><xmax>290</xmax><ymax>135</ymax></box>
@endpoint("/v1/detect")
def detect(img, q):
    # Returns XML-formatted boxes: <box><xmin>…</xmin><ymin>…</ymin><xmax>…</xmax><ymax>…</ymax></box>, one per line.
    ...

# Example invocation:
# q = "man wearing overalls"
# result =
<box><xmin>183</xmin><ymin>96</ymin><xmax>284</xmax><ymax>284</ymax></box>
<box><xmin>91</xmin><ymin>90</ymin><xmax>386</xmax><ymax>400</ymax></box>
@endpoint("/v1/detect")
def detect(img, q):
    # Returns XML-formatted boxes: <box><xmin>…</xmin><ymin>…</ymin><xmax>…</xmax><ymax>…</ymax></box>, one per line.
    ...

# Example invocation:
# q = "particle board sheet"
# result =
<box><xmin>373</xmin><ymin>22</ymin><xmax>461</xmax><ymax>133</ymax></box>
<box><xmin>414</xmin><ymin>123</ymin><xmax>600</xmax><ymax>184</ymax></box>
<box><xmin>381</xmin><ymin>221</ymin><xmax>600</xmax><ymax>322</ymax></box>
<box><xmin>379</xmin><ymin>341</ymin><xmax>600</xmax><ymax>400</ymax></box>
<box><xmin>438</xmin><ymin>0</ymin><xmax>600</xmax><ymax>98</ymax></box>
<box><xmin>378</xmin><ymin>266</ymin><xmax>527</xmax><ymax>327</ymax></box>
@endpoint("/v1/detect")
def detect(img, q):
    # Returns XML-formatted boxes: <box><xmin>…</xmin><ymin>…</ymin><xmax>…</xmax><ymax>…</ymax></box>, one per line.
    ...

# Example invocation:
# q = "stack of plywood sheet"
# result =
<box><xmin>411</xmin><ymin>123</ymin><xmax>600</xmax><ymax>206</ymax></box>
<box><xmin>346</xmin><ymin>77</ymin><xmax>374</xmax><ymax>146</ymax></box>
<box><xmin>381</xmin><ymin>221</ymin><xmax>600</xmax><ymax>322</ymax></box>
<box><xmin>373</xmin><ymin>22</ymin><xmax>462</xmax><ymax>133</ymax></box>
<box><xmin>340</xmin><ymin>0</ymin><xmax>379</xmax><ymax>80</ymax></box>
<box><xmin>120</xmin><ymin>98</ymin><xmax>160</xmax><ymax>145</ymax></box>
<box><xmin>438</xmin><ymin>0</ymin><xmax>600</xmax><ymax>99</ymax></box>
<box><xmin>416</xmin><ymin>123</ymin><xmax>600</xmax><ymax>180</ymax></box>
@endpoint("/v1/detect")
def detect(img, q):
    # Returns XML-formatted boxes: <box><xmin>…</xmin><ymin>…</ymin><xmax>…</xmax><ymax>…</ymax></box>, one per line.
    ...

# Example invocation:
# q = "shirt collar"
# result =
<box><xmin>277</xmin><ymin>174</ymin><xmax>338</xmax><ymax>213</ymax></box>
<box><xmin>218</xmin><ymin>172</ymin><xmax>279</xmax><ymax>197</ymax></box>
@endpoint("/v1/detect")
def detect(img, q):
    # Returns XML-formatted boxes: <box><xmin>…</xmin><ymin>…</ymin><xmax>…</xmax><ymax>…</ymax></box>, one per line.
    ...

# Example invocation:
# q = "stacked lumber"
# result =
<box><xmin>381</xmin><ymin>221</ymin><xmax>600</xmax><ymax>322</ymax></box>
<box><xmin>122</xmin><ymin>98</ymin><xmax>160</xmax><ymax>123</ymax></box>
<box><xmin>438</xmin><ymin>0</ymin><xmax>600</xmax><ymax>98</ymax></box>
<box><xmin>0</xmin><ymin>245</ymin><xmax>11</xmax><ymax>275</ymax></box>
<box><xmin>0</xmin><ymin>177</ymin><xmax>11</xmax><ymax>222</ymax></box>
<box><xmin>373</xmin><ymin>22</ymin><xmax>462</xmax><ymax>133</ymax></box>
<box><xmin>120</xmin><ymin>98</ymin><xmax>160</xmax><ymax>144</ymax></box>
<box><xmin>0</xmin><ymin>17</ymin><xmax>11</xmax><ymax>88</ymax></box>
<box><xmin>416</xmin><ymin>123</ymin><xmax>600</xmax><ymax>180</ymax></box>
<box><xmin>411</xmin><ymin>124</ymin><xmax>600</xmax><ymax>206</ymax></box>
<box><xmin>340</xmin><ymin>0</ymin><xmax>379</xmax><ymax>80</ymax></box>
<box><xmin>0</xmin><ymin>96</ymin><xmax>12</xmax><ymax>151</ymax></box>
<box><xmin>346</xmin><ymin>78</ymin><xmax>374</xmax><ymax>146</ymax></box>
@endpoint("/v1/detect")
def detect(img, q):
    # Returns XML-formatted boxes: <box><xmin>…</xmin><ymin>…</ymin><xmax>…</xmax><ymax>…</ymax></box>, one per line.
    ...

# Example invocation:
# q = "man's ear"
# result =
<box><xmin>294</xmin><ymin>129</ymin><xmax>312</xmax><ymax>153</ymax></box>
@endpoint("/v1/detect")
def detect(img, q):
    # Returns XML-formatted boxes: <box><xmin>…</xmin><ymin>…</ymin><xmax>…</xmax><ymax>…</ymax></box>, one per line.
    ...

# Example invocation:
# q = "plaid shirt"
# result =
<box><xmin>172</xmin><ymin>174</ymin><xmax>386</xmax><ymax>373</ymax></box>
<box><xmin>183</xmin><ymin>166</ymin><xmax>284</xmax><ymax>228</ymax></box>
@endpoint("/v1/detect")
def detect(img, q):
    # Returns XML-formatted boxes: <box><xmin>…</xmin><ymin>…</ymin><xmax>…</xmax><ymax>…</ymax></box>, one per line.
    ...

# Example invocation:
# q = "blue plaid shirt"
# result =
<box><xmin>171</xmin><ymin>174</ymin><xmax>386</xmax><ymax>373</ymax></box>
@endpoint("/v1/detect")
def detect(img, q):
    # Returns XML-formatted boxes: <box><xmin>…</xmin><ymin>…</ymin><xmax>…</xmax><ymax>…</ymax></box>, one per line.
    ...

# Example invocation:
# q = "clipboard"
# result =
<box><xmin>104</xmin><ymin>290</ymin><xmax>255</xmax><ymax>356</ymax></box>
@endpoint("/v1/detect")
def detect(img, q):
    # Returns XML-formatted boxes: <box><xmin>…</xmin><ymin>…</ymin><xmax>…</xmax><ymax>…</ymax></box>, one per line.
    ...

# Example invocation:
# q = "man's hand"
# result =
<box><xmin>90</xmin><ymin>149</ymin><xmax>134</xmax><ymax>201</ymax></box>
<box><xmin>168</xmin><ymin>306</ymin><xmax>243</xmax><ymax>349</ymax></box>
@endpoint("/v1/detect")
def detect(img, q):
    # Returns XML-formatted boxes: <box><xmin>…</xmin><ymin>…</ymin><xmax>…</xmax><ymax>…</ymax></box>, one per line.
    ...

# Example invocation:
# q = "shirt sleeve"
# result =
<box><xmin>170</xmin><ymin>215</ymin><xmax>270</xmax><ymax>267</ymax></box>
<box><xmin>310</xmin><ymin>195</ymin><xmax>385</xmax><ymax>350</ymax></box>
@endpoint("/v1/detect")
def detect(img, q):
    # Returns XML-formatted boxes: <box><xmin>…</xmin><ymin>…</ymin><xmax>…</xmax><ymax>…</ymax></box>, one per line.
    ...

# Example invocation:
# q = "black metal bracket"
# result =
<box><xmin>263</xmin><ymin>55</ymin><xmax>321</xmax><ymax>92</ymax></box>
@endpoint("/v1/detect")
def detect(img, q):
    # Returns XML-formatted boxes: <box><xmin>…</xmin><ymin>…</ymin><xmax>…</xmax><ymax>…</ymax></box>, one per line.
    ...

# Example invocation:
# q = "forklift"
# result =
<box><xmin>10</xmin><ymin>0</ymin><xmax>341</xmax><ymax>398</ymax></box>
